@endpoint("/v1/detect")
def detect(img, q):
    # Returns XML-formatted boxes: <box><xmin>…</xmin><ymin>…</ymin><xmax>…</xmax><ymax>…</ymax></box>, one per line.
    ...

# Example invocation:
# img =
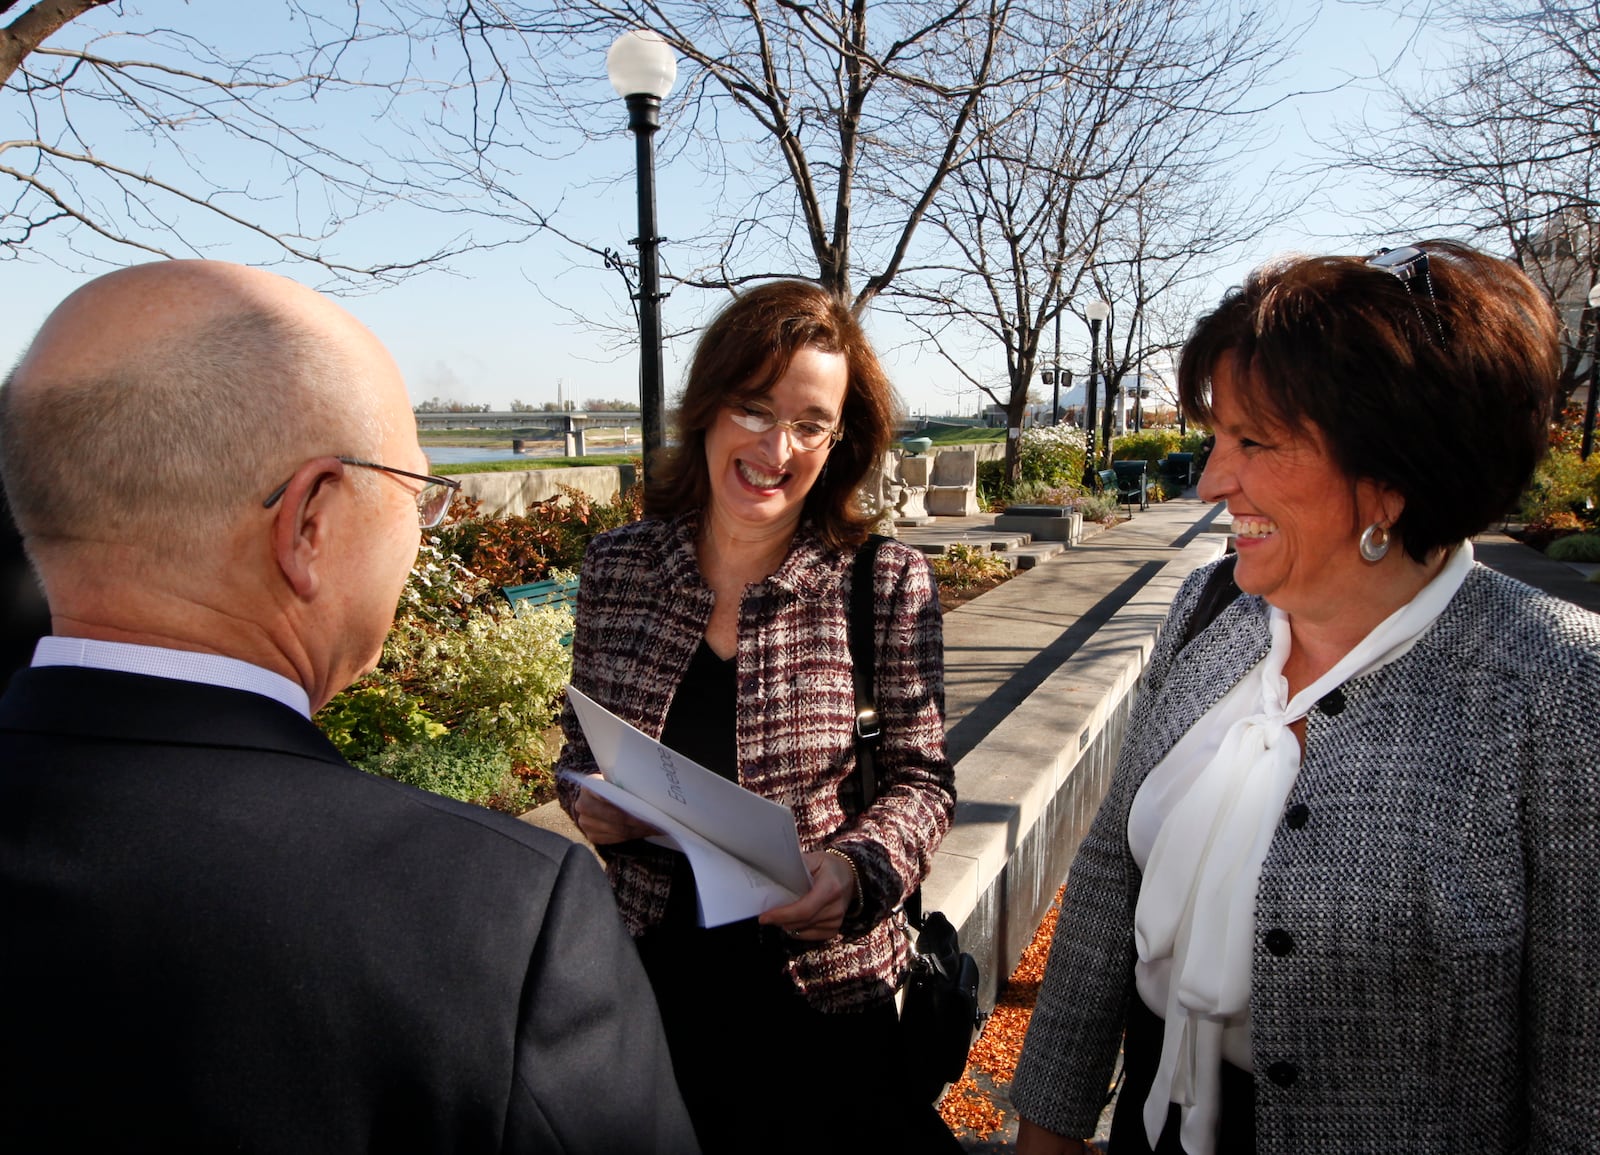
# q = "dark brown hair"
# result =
<box><xmin>646</xmin><ymin>279</ymin><xmax>898</xmax><ymax>550</ymax></box>
<box><xmin>1178</xmin><ymin>240</ymin><xmax>1560</xmax><ymax>562</ymax></box>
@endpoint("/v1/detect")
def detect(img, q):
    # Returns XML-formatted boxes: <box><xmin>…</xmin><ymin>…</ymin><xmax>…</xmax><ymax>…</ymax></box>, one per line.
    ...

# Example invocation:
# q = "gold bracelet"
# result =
<box><xmin>824</xmin><ymin>847</ymin><xmax>863</xmax><ymax>917</ymax></box>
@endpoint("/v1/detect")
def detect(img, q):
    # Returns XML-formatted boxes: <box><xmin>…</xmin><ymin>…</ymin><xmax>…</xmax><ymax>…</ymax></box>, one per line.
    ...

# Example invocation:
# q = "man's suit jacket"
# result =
<box><xmin>0</xmin><ymin>665</ymin><xmax>699</xmax><ymax>1153</ymax></box>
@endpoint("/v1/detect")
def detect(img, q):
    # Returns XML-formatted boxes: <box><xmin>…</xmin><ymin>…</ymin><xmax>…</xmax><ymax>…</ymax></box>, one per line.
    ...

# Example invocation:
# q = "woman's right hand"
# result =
<box><xmin>572</xmin><ymin>784</ymin><xmax>661</xmax><ymax>845</ymax></box>
<box><xmin>1016</xmin><ymin>1120</ymin><xmax>1093</xmax><ymax>1155</ymax></box>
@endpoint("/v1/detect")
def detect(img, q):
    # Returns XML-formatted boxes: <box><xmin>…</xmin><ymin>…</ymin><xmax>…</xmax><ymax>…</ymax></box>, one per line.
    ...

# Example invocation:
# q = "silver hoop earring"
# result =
<box><xmin>1359</xmin><ymin>522</ymin><xmax>1390</xmax><ymax>563</ymax></box>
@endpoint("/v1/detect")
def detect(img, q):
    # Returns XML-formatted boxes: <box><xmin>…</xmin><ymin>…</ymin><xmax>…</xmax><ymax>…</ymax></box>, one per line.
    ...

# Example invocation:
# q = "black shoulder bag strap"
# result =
<box><xmin>849</xmin><ymin>533</ymin><xmax>889</xmax><ymax>810</ymax></box>
<box><xmin>848</xmin><ymin>533</ymin><xmax>927</xmax><ymax>927</ymax></box>
<box><xmin>1180</xmin><ymin>552</ymin><xmax>1241</xmax><ymax>648</ymax></box>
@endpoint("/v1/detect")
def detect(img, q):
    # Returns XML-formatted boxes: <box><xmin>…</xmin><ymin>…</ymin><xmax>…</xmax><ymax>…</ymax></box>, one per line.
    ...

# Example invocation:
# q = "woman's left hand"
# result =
<box><xmin>758</xmin><ymin>850</ymin><xmax>854</xmax><ymax>942</ymax></box>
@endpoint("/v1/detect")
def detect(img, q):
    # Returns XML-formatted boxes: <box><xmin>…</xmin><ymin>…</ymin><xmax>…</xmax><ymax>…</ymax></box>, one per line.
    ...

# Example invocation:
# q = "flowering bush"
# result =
<box><xmin>1019</xmin><ymin>425</ymin><xmax>1088</xmax><ymax>490</ymax></box>
<box><xmin>311</xmin><ymin>483</ymin><xmax>649</xmax><ymax>814</ymax></box>
<box><xmin>1520</xmin><ymin>447</ymin><xmax>1600</xmax><ymax>547</ymax></box>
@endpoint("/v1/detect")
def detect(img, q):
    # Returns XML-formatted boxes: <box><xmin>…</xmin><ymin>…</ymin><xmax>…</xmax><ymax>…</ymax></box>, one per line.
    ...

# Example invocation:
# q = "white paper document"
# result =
<box><xmin>561</xmin><ymin>685</ymin><xmax>812</xmax><ymax>927</ymax></box>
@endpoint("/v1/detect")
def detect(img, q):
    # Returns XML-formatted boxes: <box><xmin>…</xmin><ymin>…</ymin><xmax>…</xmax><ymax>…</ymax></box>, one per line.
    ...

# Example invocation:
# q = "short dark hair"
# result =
<box><xmin>646</xmin><ymin>280</ymin><xmax>897</xmax><ymax>551</ymax></box>
<box><xmin>1178</xmin><ymin>240</ymin><xmax>1560</xmax><ymax>562</ymax></box>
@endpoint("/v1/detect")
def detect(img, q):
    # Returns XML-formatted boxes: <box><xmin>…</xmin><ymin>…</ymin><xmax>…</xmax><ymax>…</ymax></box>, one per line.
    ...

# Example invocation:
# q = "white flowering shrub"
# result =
<box><xmin>315</xmin><ymin>543</ymin><xmax>574</xmax><ymax>813</ymax></box>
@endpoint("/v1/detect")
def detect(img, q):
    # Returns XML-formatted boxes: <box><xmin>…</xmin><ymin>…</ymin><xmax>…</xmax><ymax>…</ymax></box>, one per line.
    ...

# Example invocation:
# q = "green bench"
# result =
<box><xmin>1112</xmin><ymin>460</ymin><xmax>1151</xmax><ymax>513</ymax></box>
<box><xmin>500</xmin><ymin>576</ymin><xmax>579</xmax><ymax>646</ymax></box>
<box><xmin>1159</xmin><ymin>452</ymin><xmax>1196</xmax><ymax>488</ymax></box>
<box><xmin>1095</xmin><ymin>464</ymin><xmax>1146</xmax><ymax>517</ymax></box>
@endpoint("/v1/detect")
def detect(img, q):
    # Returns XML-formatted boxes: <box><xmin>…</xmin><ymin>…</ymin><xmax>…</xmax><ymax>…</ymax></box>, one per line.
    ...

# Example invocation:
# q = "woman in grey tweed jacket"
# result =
<box><xmin>1013</xmin><ymin>242</ymin><xmax>1600</xmax><ymax>1154</ymax></box>
<box><xmin>555</xmin><ymin>281</ymin><xmax>958</xmax><ymax>1154</ymax></box>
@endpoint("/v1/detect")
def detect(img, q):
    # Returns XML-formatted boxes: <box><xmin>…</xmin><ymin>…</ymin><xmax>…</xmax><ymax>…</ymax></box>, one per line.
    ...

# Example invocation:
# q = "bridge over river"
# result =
<box><xmin>415</xmin><ymin>410</ymin><xmax>642</xmax><ymax>456</ymax></box>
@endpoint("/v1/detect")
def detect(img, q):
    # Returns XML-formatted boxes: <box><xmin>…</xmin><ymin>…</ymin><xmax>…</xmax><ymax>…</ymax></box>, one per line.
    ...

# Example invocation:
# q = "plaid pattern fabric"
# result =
<box><xmin>555</xmin><ymin>512</ymin><xmax>954</xmax><ymax>1012</ymax></box>
<box><xmin>1012</xmin><ymin>559</ymin><xmax>1600</xmax><ymax>1151</ymax></box>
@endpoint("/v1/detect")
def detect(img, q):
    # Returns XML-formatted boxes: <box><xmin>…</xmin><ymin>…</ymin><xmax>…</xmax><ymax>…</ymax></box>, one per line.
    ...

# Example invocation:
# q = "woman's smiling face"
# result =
<box><xmin>703</xmin><ymin>344</ymin><xmax>848</xmax><ymax>537</ymax></box>
<box><xmin>1196</xmin><ymin>358</ymin><xmax>1393</xmax><ymax>618</ymax></box>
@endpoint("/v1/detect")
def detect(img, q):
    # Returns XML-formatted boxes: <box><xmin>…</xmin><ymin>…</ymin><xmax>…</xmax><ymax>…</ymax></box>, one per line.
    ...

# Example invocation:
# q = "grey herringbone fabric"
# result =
<box><xmin>1012</xmin><ymin>558</ymin><xmax>1600</xmax><ymax>1153</ymax></box>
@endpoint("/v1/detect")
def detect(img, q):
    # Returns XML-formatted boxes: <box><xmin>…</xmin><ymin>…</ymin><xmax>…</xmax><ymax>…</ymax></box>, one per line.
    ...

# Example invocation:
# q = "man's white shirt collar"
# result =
<box><xmin>32</xmin><ymin>637</ymin><xmax>312</xmax><ymax>719</ymax></box>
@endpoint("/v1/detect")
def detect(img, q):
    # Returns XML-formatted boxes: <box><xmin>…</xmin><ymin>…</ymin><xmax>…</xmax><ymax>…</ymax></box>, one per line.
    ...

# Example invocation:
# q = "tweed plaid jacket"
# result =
<box><xmin>555</xmin><ymin>512</ymin><xmax>954</xmax><ymax>1012</ymax></box>
<box><xmin>1011</xmin><ymin>558</ymin><xmax>1600</xmax><ymax>1153</ymax></box>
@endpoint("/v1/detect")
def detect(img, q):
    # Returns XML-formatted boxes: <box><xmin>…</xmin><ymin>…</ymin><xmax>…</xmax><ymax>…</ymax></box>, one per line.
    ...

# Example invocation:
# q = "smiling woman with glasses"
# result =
<box><xmin>263</xmin><ymin>456</ymin><xmax>460</xmax><ymax>529</ymax></box>
<box><xmin>552</xmin><ymin>280</ymin><xmax>961</xmax><ymax>1154</ymax></box>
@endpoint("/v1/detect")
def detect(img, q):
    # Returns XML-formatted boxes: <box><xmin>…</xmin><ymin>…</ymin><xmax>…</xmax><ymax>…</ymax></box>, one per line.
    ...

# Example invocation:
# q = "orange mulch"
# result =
<box><xmin>938</xmin><ymin>884</ymin><xmax>1066</xmax><ymax>1139</ymax></box>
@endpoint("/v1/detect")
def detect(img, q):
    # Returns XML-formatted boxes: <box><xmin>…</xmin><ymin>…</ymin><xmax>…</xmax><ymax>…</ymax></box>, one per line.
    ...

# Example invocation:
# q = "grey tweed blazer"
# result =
<box><xmin>1012</xmin><ymin>559</ymin><xmax>1600</xmax><ymax>1153</ymax></box>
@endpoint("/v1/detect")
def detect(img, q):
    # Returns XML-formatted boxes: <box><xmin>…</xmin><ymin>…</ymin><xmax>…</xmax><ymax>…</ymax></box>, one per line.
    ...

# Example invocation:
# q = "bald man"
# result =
<box><xmin>0</xmin><ymin>262</ymin><xmax>698</xmax><ymax>1153</ymax></box>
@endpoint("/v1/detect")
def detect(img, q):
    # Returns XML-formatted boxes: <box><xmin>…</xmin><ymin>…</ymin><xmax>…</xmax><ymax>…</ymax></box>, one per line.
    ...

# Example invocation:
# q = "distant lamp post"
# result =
<box><xmin>1584</xmin><ymin>281</ymin><xmax>1600</xmax><ymax>461</ymax></box>
<box><xmin>606</xmin><ymin>29</ymin><xmax>677</xmax><ymax>481</ymax></box>
<box><xmin>1083</xmin><ymin>299</ymin><xmax>1111</xmax><ymax>486</ymax></box>
<box><xmin>1052</xmin><ymin>306</ymin><xmax>1063</xmax><ymax>426</ymax></box>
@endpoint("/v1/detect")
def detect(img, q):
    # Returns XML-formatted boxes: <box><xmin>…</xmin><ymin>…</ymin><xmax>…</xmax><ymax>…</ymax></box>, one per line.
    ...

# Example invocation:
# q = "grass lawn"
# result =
<box><xmin>433</xmin><ymin>454</ymin><xmax>636</xmax><ymax>476</ymax></box>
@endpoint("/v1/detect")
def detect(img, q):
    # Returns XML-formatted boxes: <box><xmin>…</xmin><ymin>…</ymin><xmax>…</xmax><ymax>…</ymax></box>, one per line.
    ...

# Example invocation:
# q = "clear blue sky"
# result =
<box><xmin>1</xmin><ymin>1</ymin><xmax>1456</xmax><ymax>418</ymax></box>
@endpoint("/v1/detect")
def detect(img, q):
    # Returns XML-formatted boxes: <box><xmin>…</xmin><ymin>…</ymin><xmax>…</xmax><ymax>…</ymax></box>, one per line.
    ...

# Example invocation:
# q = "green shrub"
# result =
<box><xmin>1019</xmin><ymin>426</ymin><xmax>1087</xmax><ymax>490</ymax></box>
<box><xmin>362</xmin><ymin>731</ymin><xmax>525</xmax><ymax>809</ymax></box>
<box><xmin>435</xmin><ymin>483</ymin><xmax>643</xmax><ymax>589</ymax></box>
<box><xmin>1520</xmin><ymin>449</ymin><xmax>1600</xmax><ymax>529</ymax></box>
<box><xmin>929</xmin><ymin>543</ymin><xmax>1012</xmax><ymax>591</ymax></box>
<box><xmin>316</xmin><ymin>497</ymin><xmax>596</xmax><ymax>814</ymax></box>
<box><xmin>1546</xmin><ymin>533</ymin><xmax>1600</xmax><ymax>563</ymax></box>
<box><xmin>1112</xmin><ymin>429</ymin><xmax>1183</xmax><ymax>467</ymax></box>
<box><xmin>976</xmin><ymin>459</ymin><xmax>1006</xmax><ymax>509</ymax></box>
<box><xmin>1078</xmin><ymin>490</ymin><xmax>1122</xmax><ymax>523</ymax></box>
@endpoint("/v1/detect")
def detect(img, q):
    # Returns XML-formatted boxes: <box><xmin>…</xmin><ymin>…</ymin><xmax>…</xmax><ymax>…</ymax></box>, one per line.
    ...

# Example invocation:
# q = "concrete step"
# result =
<box><xmin>1007</xmin><ymin>543</ymin><xmax>1065</xmax><ymax>569</ymax></box>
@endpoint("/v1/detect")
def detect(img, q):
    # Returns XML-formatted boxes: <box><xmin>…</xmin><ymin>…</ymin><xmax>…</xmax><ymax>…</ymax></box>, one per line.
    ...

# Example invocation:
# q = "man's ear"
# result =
<box><xmin>271</xmin><ymin>457</ymin><xmax>345</xmax><ymax>601</ymax></box>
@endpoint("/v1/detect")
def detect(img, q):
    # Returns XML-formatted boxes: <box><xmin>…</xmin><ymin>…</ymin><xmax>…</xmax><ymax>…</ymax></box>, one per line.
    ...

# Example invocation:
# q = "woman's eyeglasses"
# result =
<box><xmin>727</xmin><ymin>403</ymin><xmax>842</xmax><ymax>451</ymax></box>
<box><xmin>263</xmin><ymin>456</ymin><xmax>462</xmax><ymax>528</ymax></box>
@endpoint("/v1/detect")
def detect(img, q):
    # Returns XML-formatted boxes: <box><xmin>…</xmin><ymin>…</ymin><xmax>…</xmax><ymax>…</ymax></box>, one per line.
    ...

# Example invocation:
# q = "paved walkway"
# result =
<box><xmin>894</xmin><ymin>501</ymin><xmax>1600</xmax><ymax>1151</ymax></box>
<box><xmin>522</xmin><ymin>498</ymin><xmax>1597</xmax><ymax>1150</ymax></box>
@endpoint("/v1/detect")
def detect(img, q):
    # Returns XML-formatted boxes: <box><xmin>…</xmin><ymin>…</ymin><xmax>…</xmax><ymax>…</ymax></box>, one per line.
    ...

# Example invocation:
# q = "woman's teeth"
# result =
<box><xmin>738</xmin><ymin>460</ymin><xmax>787</xmax><ymax>488</ymax></box>
<box><xmin>1233</xmin><ymin>515</ymin><xmax>1278</xmax><ymax>538</ymax></box>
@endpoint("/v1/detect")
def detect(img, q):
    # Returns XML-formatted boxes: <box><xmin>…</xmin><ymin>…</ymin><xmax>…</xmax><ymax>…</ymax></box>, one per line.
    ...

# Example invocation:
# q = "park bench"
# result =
<box><xmin>500</xmin><ymin>575</ymin><xmax>579</xmax><ymax>646</ymax></box>
<box><xmin>1093</xmin><ymin>468</ymin><xmax>1133</xmax><ymax>519</ymax></box>
<box><xmin>1112</xmin><ymin>460</ymin><xmax>1152</xmax><ymax>513</ymax></box>
<box><xmin>1159</xmin><ymin>452</ymin><xmax>1195</xmax><ymax>488</ymax></box>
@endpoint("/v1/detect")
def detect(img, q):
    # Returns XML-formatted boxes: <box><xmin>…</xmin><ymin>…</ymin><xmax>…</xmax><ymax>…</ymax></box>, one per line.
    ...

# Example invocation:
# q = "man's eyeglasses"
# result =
<box><xmin>1368</xmin><ymin>245</ymin><xmax>1448</xmax><ymax>348</ymax></box>
<box><xmin>262</xmin><ymin>457</ymin><xmax>462</xmax><ymax>529</ymax></box>
<box><xmin>727</xmin><ymin>402</ymin><xmax>843</xmax><ymax>451</ymax></box>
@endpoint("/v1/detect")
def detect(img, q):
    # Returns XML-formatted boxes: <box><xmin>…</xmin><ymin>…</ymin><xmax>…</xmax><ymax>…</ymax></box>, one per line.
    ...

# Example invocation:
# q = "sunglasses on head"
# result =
<box><xmin>1368</xmin><ymin>245</ymin><xmax>1448</xmax><ymax>349</ymax></box>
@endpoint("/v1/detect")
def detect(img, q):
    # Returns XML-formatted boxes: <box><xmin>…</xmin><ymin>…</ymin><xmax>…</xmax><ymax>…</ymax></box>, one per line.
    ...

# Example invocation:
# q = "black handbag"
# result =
<box><xmin>849</xmin><ymin>536</ymin><xmax>982</xmax><ymax>1101</ymax></box>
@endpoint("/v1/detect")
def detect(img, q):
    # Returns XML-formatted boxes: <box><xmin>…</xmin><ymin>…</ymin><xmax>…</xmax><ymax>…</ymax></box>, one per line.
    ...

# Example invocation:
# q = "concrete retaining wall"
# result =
<box><xmin>925</xmin><ymin>537</ymin><xmax>1224</xmax><ymax>1006</ymax></box>
<box><xmin>453</xmin><ymin>465</ymin><xmax>638</xmax><ymax>519</ymax></box>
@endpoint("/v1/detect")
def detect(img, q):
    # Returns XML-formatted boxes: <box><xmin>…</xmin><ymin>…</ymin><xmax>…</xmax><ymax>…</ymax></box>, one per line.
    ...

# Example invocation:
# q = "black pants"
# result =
<box><xmin>1109</xmin><ymin>996</ymin><xmax>1256</xmax><ymax>1154</ymax></box>
<box><xmin>635</xmin><ymin>918</ymin><xmax>963</xmax><ymax>1155</ymax></box>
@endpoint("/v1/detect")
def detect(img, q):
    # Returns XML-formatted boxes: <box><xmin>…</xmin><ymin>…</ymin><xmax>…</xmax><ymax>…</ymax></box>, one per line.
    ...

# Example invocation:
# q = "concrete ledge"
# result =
<box><xmin>924</xmin><ymin>536</ymin><xmax>1225</xmax><ymax>1004</ymax></box>
<box><xmin>453</xmin><ymin>465</ymin><xmax>637</xmax><ymax>519</ymax></box>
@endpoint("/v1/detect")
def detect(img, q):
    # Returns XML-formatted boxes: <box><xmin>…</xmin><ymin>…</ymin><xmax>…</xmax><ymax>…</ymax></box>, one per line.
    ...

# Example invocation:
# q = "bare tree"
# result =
<box><xmin>1</xmin><ymin>2</ymin><xmax>523</xmax><ymax>283</ymax></box>
<box><xmin>891</xmin><ymin>0</ymin><xmax>1295</xmax><ymax>485</ymax></box>
<box><xmin>1333</xmin><ymin>0</ymin><xmax>1600</xmax><ymax>403</ymax></box>
<box><xmin>399</xmin><ymin>0</ymin><xmax>1033</xmax><ymax>315</ymax></box>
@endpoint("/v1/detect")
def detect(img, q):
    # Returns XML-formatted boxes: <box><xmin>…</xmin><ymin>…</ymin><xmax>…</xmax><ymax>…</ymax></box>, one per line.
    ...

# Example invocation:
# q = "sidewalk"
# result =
<box><xmin>897</xmin><ymin>503</ymin><xmax>1600</xmax><ymax>1152</ymax></box>
<box><xmin>520</xmin><ymin>499</ymin><xmax>1596</xmax><ymax>1151</ymax></box>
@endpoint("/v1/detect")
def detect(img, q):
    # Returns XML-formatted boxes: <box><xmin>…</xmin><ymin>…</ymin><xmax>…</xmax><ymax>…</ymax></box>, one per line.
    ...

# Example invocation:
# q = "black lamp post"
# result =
<box><xmin>1051</xmin><ymin>306</ymin><xmax>1063</xmax><ymax>426</ymax></box>
<box><xmin>1082</xmin><ymin>299</ymin><xmax>1110</xmax><ymax>486</ymax></box>
<box><xmin>1583</xmin><ymin>281</ymin><xmax>1600</xmax><ymax>461</ymax></box>
<box><xmin>607</xmin><ymin>30</ymin><xmax>677</xmax><ymax>482</ymax></box>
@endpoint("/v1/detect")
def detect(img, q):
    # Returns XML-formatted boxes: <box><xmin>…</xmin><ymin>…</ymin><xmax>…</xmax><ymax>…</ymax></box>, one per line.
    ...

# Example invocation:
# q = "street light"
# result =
<box><xmin>607</xmin><ymin>29</ymin><xmax>677</xmax><ymax>481</ymax></box>
<box><xmin>1083</xmin><ymin>299</ymin><xmax>1110</xmax><ymax>486</ymax></box>
<box><xmin>1584</xmin><ymin>281</ymin><xmax>1600</xmax><ymax>461</ymax></box>
<box><xmin>1052</xmin><ymin>306</ymin><xmax>1063</xmax><ymax>426</ymax></box>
